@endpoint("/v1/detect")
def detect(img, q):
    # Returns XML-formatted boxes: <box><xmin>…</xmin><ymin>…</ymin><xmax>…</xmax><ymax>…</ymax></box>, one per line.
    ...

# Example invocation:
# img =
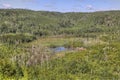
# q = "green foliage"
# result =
<box><xmin>0</xmin><ymin>33</ymin><xmax>36</xmax><ymax>44</ymax></box>
<box><xmin>0</xmin><ymin>9</ymin><xmax>120</xmax><ymax>37</ymax></box>
<box><xmin>0</xmin><ymin>9</ymin><xmax>120</xmax><ymax>79</ymax></box>
<box><xmin>0</xmin><ymin>58</ymin><xmax>23</xmax><ymax>79</ymax></box>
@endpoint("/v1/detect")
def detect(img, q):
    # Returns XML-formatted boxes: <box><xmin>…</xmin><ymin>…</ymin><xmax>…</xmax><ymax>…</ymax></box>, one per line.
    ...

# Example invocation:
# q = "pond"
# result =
<box><xmin>52</xmin><ymin>46</ymin><xmax>68</xmax><ymax>53</ymax></box>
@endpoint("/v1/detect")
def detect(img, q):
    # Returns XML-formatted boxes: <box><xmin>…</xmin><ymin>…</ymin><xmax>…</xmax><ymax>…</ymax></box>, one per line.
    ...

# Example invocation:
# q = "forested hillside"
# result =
<box><xmin>0</xmin><ymin>9</ymin><xmax>120</xmax><ymax>80</ymax></box>
<box><xmin>0</xmin><ymin>9</ymin><xmax>120</xmax><ymax>36</ymax></box>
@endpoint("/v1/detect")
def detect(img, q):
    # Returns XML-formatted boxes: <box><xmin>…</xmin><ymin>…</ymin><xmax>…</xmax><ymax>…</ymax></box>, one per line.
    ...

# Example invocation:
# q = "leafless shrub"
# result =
<box><xmin>26</xmin><ymin>45</ymin><xmax>51</xmax><ymax>66</ymax></box>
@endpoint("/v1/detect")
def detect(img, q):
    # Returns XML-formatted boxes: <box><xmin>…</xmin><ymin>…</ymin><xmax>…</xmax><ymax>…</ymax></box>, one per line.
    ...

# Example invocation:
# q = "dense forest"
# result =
<box><xmin>0</xmin><ymin>9</ymin><xmax>120</xmax><ymax>80</ymax></box>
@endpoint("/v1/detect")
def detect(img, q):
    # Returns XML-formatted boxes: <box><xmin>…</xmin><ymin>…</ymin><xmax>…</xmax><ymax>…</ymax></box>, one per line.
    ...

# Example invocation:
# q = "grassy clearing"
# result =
<box><xmin>24</xmin><ymin>36</ymin><xmax>105</xmax><ymax>48</ymax></box>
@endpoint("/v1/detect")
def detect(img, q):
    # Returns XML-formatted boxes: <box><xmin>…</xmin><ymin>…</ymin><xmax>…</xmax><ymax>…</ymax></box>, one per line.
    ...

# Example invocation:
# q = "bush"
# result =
<box><xmin>0</xmin><ymin>59</ymin><xmax>23</xmax><ymax>78</ymax></box>
<box><xmin>0</xmin><ymin>33</ymin><xmax>36</xmax><ymax>44</ymax></box>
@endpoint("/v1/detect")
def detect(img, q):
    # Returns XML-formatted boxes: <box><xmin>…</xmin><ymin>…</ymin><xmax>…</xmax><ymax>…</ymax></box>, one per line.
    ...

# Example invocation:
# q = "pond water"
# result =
<box><xmin>52</xmin><ymin>47</ymin><xmax>67</xmax><ymax>53</ymax></box>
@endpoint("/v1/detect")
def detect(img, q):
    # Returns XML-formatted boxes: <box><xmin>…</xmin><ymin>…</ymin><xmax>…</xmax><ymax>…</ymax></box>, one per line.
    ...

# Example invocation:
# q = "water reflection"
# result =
<box><xmin>52</xmin><ymin>47</ymin><xmax>67</xmax><ymax>52</ymax></box>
